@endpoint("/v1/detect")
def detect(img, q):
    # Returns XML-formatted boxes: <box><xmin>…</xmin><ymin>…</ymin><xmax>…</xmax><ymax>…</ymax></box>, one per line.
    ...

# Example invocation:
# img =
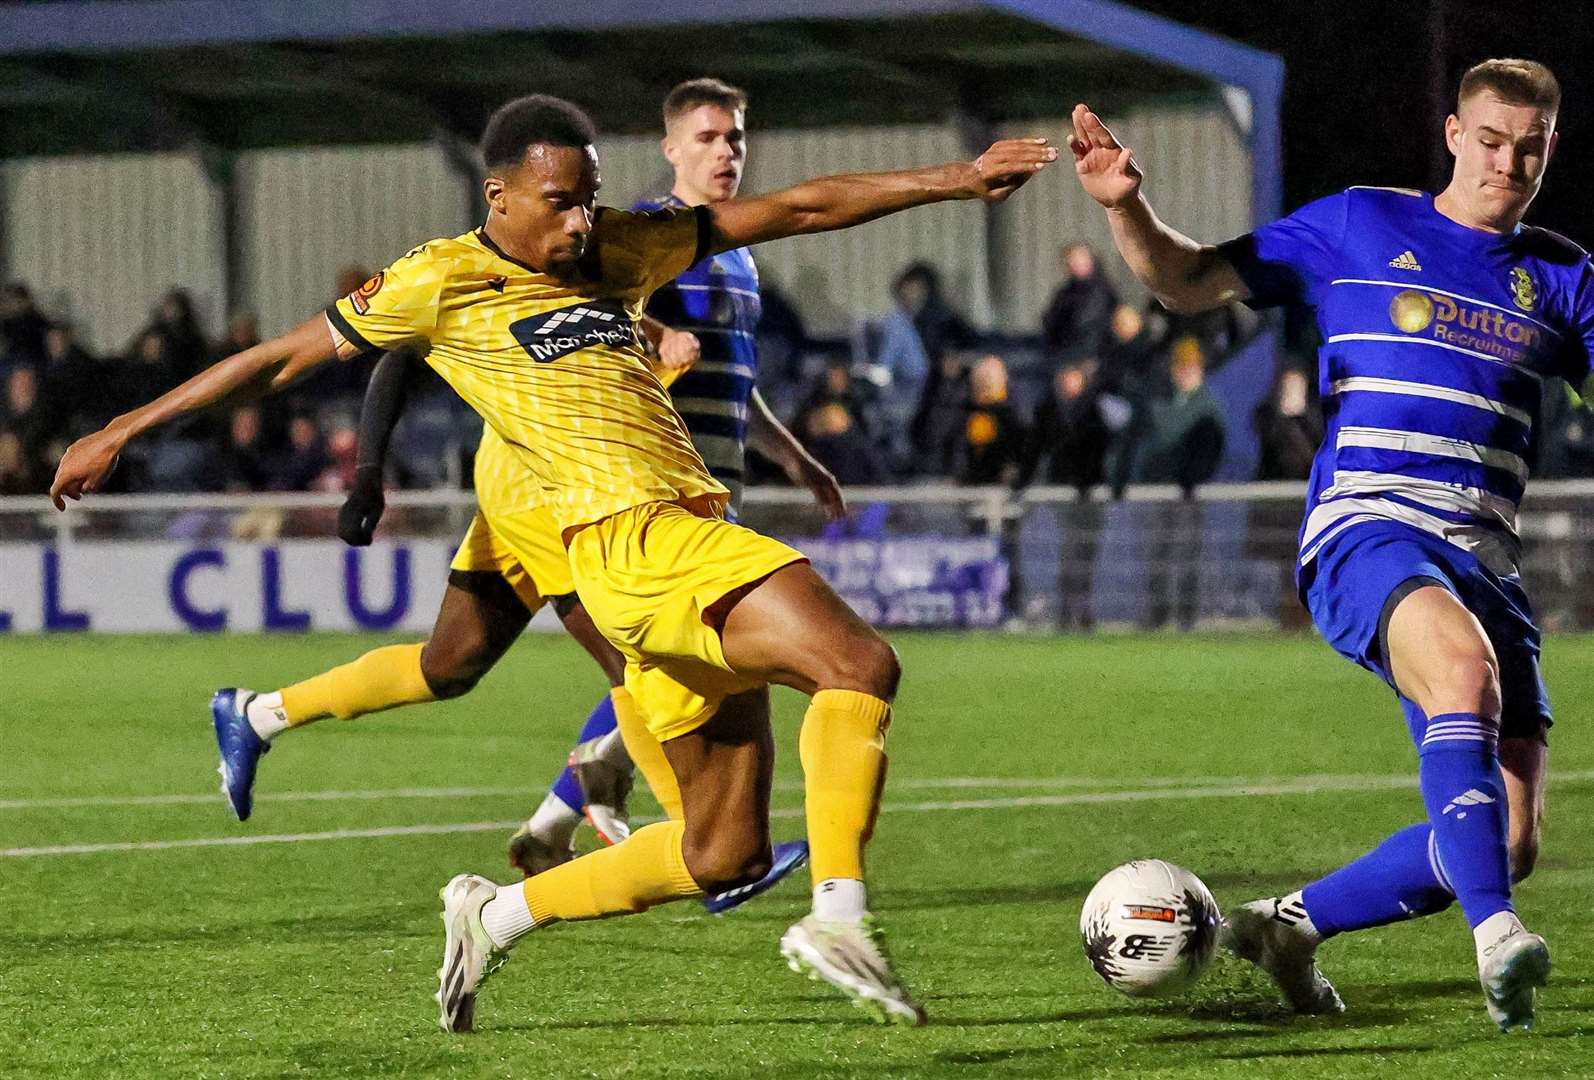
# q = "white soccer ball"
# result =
<box><xmin>1079</xmin><ymin>859</ymin><xmax>1221</xmax><ymax>998</ymax></box>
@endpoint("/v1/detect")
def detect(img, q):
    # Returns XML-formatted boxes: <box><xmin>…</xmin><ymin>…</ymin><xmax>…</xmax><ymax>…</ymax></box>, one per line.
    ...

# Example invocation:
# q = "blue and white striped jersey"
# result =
<box><xmin>1221</xmin><ymin>186</ymin><xmax>1594</xmax><ymax>576</ymax></box>
<box><xmin>634</xmin><ymin>194</ymin><xmax>761</xmax><ymax>512</ymax></box>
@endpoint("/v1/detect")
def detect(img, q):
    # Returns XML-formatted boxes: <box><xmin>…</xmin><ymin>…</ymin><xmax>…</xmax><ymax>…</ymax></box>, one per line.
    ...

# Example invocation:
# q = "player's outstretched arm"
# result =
<box><xmin>747</xmin><ymin>387</ymin><xmax>846</xmax><ymax>521</ymax></box>
<box><xmin>703</xmin><ymin>139</ymin><xmax>1056</xmax><ymax>254</ymax></box>
<box><xmin>1069</xmin><ymin>103</ymin><xmax>1249</xmax><ymax>314</ymax></box>
<box><xmin>49</xmin><ymin>313</ymin><xmax>339</xmax><ymax>509</ymax></box>
<box><xmin>339</xmin><ymin>347</ymin><xmax>424</xmax><ymax>546</ymax></box>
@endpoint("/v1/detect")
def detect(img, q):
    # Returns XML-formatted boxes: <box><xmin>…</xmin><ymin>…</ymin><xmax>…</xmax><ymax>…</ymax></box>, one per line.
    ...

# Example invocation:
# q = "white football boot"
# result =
<box><xmin>780</xmin><ymin>915</ymin><xmax>926</xmax><ymax>1025</ymax></box>
<box><xmin>435</xmin><ymin>874</ymin><xmax>508</xmax><ymax>1033</ymax></box>
<box><xmin>1478</xmin><ymin>920</ymin><xmax>1551</xmax><ymax>1032</ymax></box>
<box><xmin>1223</xmin><ymin>897</ymin><xmax>1345</xmax><ymax>1014</ymax></box>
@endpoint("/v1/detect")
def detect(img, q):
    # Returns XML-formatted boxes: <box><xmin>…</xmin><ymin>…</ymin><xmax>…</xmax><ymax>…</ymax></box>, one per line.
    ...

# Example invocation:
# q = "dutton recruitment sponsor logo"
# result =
<box><xmin>509</xmin><ymin>298</ymin><xmax>637</xmax><ymax>363</ymax></box>
<box><xmin>1388</xmin><ymin>288</ymin><xmax>1544</xmax><ymax>363</ymax></box>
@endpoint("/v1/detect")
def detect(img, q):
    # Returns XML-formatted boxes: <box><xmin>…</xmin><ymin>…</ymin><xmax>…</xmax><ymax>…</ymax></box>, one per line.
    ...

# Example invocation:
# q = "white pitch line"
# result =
<box><xmin>0</xmin><ymin>786</ymin><xmax>531</xmax><ymax>811</ymax></box>
<box><xmin>7</xmin><ymin>770</ymin><xmax>1594</xmax><ymax>859</ymax></box>
<box><xmin>0</xmin><ymin>773</ymin><xmax>1435</xmax><ymax>812</ymax></box>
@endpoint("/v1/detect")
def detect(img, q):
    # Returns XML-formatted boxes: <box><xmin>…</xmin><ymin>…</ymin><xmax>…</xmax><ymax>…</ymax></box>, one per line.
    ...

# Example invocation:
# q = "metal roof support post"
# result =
<box><xmin>196</xmin><ymin>142</ymin><xmax>241</xmax><ymax>328</ymax></box>
<box><xmin>950</xmin><ymin>102</ymin><xmax>999</xmax><ymax>331</ymax></box>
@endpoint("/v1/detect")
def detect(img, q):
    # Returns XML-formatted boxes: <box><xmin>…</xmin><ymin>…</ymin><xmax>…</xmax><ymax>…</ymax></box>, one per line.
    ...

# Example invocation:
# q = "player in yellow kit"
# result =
<box><xmin>52</xmin><ymin>94</ymin><xmax>1055</xmax><ymax>1030</ymax></box>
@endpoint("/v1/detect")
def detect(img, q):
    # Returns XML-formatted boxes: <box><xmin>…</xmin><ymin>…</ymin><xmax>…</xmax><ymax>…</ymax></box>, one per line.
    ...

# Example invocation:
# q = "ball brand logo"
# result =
<box><xmin>1387</xmin><ymin>287</ymin><xmax>1543</xmax><ymax>364</ymax></box>
<box><xmin>1389</xmin><ymin>289</ymin><xmax>1434</xmax><ymax>333</ymax></box>
<box><xmin>1509</xmin><ymin>267</ymin><xmax>1538</xmax><ymax>312</ymax></box>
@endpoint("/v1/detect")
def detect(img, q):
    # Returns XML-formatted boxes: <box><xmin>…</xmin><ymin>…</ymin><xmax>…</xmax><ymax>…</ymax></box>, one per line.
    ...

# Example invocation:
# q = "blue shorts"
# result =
<box><xmin>1301</xmin><ymin>519</ymin><xmax>1551</xmax><ymax>740</ymax></box>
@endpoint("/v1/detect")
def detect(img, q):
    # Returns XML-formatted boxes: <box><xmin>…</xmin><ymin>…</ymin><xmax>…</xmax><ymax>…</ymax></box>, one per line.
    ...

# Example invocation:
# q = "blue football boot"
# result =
<box><xmin>703</xmin><ymin>839</ymin><xmax>810</xmax><ymax>915</ymax></box>
<box><xmin>212</xmin><ymin>688</ymin><xmax>269</xmax><ymax>821</ymax></box>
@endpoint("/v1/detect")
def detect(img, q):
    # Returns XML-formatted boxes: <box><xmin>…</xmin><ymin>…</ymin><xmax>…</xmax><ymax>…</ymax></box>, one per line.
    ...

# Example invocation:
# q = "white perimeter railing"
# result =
<box><xmin>2</xmin><ymin>480</ymin><xmax>1592</xmax><ymax>632</ymax></box>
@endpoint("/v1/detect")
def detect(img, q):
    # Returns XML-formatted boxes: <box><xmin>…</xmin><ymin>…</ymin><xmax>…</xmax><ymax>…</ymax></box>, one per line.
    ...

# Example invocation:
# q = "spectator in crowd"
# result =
<box><xmin>213</xmin><ymin>311</ymin><xmax>262</xmax><ymax>363</ymax></box>
<box><xmin>1132</xmin><ymin>338</ymin><xmax>1226</xmax><ymax>631</ymax></box>
<box><xmin>800</xmin><ymin>401</ymin><xmax>886</xmax><ymax>486</ymax></box>
<box><xmin>211</xmin><ymin>405</ymin><xmax>274</xmax><ymax>493</ymax></box>
<box><xmin>1254</xmin><ymin>365</ymin><xmax>1321</xmax><ymax>481</ymax></box>
<box><xmin>754</xmin><ymin>282</ymin><xmax>811</xmax><ymax>397</ymax></box>
<box><xmin>954</xmin><ymin>354</ymin><xmax>1024</xmax><ymax>486</ymax></box>
<box><xmin>3</xmin><ymin>365</ymin><xmax>56</xmax><ymax>488</ymax></box>
<box><xmin>912</xmin><ymin>351</ymin><xmax>968</xmax><ymax>477</ymax></box>
<box><xmin>0</xmin><ymin>430</ymin><xmax>37</xmax><ymax>495</ymax></box>
<box><xmin>1099</xmin><ymin>302</ymin><xmax>1168</xmax><ymax>493</ymax></box>
<box><xmin>797</xmin><ymin>358</ymin><xmax>874</xmax><ymax>443</ymax></box>
<box><xmin>118</xmin><ymin>329</ymin><xmax>182</xmax><ymax>411</ymax></box>
<box><xmin>0</xmin><ymin>282</ymin><xmax>50</xmax><ymax>366</ymax></box>
<box><xmin>870</xmin><ymin>305</ymin><xmax>930</xmax><ymax>469</ymax></box>
<box><xmin>142</xmin><ymin>289</ymin><xmax>211</xmax><ymax>380</ymax></box>
<box><xmin>1018</xmin><ymin>358</ymin><xmax>1112</xmax><ymax>630</ymax></box>
<box><xmin>1535</xmin><ymin>379</ymin><xmax>1594</xmax><ymax>479</ymax></box>
<box><xmin>1041</xmin><ymin>243</ymin><xmax>1118</xmax><ymax>365</ymax></box>
<box><xmin>272</xmin><ymin>413</ymin><xmax>333</xmax><ymax>492</ymax></box>
<box><xmin>890</xmin><ymin>262</ymin><xmax>976</xmax><ymax>461</ymax></box>
<box><xmin>40</xmin><ymin>323</ymin><xmax>105</xmax><ymax>433</ymax></box>
<box><xmin>953</xmin><ymin>354</ymin><xmax>1026</xmax><ymax>618</ymax></box>
<box><xmin>1249</xmin><ymin>364</ymin><xmax>1322</xmax><ymax>628</ymax></box>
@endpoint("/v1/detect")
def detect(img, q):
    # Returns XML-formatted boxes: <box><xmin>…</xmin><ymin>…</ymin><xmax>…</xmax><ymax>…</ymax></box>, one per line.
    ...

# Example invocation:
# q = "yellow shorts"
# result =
<box><xmin>449</xmin><ymin>505</ymin><xmax>574</xmax><ymax>614</ymax></box>
<box><xmin>567</xmin><ymin>499</ymin><xmax>807</xmax><ymax>742</ymax></box>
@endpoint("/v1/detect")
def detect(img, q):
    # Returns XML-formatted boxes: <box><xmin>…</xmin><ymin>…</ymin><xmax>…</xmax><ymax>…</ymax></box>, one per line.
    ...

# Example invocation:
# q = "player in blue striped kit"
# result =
<box><xmin>516</xmin><ymin>79</ymin><xmax>845</xmax><ymax>912</ymax></box>
<box><xmin>1072</xmin><ymin>59</ymin><xmax>1584</xmax><ymax>1030</ymax></box>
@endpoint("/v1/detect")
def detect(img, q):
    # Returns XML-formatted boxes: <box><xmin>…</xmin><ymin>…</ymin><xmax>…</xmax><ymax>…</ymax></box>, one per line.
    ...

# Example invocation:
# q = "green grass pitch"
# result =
<box><xmin>2</xmin><ymin>631</ymin><xmax>1591</xmax><ymax>1078</ymax></box>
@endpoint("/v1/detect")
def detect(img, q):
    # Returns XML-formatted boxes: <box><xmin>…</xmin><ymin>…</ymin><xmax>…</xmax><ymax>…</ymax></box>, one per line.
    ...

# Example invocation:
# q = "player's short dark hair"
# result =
<box><xmin>1458</xmin><ymin>59</ymin><xmax>1560</xmax><ymax>117</ymax></box>
<box><xmin>663</xmin><ymin>78</ymin><xmax>748</xmax><ymax>126</ymax></box>
<box><xmin>480</xmin><ymin>95</ymin><xmax>597</xmax><ymax>172</ymax></box>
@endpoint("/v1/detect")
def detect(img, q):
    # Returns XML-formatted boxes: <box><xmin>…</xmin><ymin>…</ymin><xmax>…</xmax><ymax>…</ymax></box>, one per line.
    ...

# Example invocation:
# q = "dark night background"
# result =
<box><xmin>1137</xmin><ymin>0</ymin><xmax>1591</xmax><ymax>238</ymax></box>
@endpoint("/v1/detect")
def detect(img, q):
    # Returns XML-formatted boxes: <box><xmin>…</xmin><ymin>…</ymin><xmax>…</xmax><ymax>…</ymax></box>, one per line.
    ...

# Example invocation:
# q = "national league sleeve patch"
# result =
<box><xmin>349</xmin><ymin>272</ymin><xmax>385</xmax><ymax>315</ymax></box>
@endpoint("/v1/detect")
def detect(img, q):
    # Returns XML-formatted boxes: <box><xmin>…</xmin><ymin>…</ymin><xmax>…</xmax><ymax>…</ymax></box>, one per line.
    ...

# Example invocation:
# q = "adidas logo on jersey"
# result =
<box><xmin>1388</xmin><ymin>250</ymin><xmax>1423</xmax><ymax>271</ymax></box>
<box><xmin>1442</xmin><ymin>788</ymin><xmax>1497</xmax><ymax>818</ymax></box>
<box><xmin>510</xmin><ymin>299</ymin><xmax>635</xmax><ymax>363</ymax></box>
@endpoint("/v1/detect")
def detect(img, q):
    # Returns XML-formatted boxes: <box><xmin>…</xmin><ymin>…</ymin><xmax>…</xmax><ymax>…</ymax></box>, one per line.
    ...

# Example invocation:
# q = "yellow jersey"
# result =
<box><xmin>327</xmin><ymin>208</ymin><xmax>727</xmax><ymax>532</ymax></box>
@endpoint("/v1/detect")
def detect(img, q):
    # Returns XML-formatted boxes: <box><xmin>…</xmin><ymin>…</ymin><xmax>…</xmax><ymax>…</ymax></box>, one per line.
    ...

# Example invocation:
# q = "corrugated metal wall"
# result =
<box><xmin>1</xmin><ymin>153</ymin><xmax>225</xmax><ymax>354</ymax></box>
<box><xmin>235</xmin><ymin>144</ymin><xmax>472</xmax><ymax>335</ymax></box>
<box><xmin>995</xmin><ymin>105</ymin><xmax>1251</xmax><ymax>329</ymax></box>
<box><xmin>0</xmin><ymin>105</ymin><xmax>1250</xmax><ymax>350</ymax></box>
<box><xmin>745</xmin><ymin>124</ymin><xmax>989</xmax><ymax>336</ymax></box>
<box><xmin>594</xmin><ymin>133</ymin><xmax>677</xmax><ymax>209</ymax></box>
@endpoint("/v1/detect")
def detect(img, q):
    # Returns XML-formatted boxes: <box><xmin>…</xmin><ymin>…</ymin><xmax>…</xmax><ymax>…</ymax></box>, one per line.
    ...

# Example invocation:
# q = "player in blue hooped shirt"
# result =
<box><xmin>1072</xmin><ymin>59</ymin><xmax>1584</xmax><ymax>1031</ymax></box>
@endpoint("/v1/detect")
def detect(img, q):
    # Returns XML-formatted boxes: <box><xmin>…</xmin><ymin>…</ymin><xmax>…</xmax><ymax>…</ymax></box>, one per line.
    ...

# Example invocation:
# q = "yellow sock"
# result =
<box><xmin>278</xmin><ymin>642</ymin><xmax>435</xmax><ymax>726</ymax></box>
<box><xmin>611</xmin><ymin>687</ymin><xmax>683</xmax><ymax>821</ymax></box>
<box><xmin>799</xmin><ymin>689</ymin><xmax>891</xmax><ymax>884</ymax></box>
<box><xmin>522</xmin><ymin>820</ymin><xmax>701</xmax><ymax>925</ymax></box>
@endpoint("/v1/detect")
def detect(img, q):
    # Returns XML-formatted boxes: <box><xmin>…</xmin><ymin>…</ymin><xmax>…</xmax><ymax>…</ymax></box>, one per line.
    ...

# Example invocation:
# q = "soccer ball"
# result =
<box><xmin>1079</xmin><ymin>859</ymin><xmax>1221</xmax><ymax>998</ymax></box>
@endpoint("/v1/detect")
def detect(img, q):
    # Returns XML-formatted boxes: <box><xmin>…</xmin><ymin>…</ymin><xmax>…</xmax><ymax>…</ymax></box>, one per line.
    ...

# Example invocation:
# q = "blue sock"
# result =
<box><xmin>548</xmin><ymin>693</ymin><xmax>620</xmax><ymax>813</ymax></box>
<box><xmin>1301</xmin><ymin>823</ymin><xmax>1454</xmax><ymax>936</ymax></box>
<box><xmin>1417</xmin><ymin>712</ymin><xmax>1513</xmax><ymax>928</ymax></box>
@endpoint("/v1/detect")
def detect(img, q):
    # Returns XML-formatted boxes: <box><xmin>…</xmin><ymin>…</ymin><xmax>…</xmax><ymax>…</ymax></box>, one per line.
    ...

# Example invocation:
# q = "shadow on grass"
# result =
<box><xmin>1215</xmin><ymin>1042</ymin><xmax>1440</xmax><ymax>1060</ymax></box>
<box><xmin>877</xmin><ymin>870</ymin><xmax>1366</xmax><ymax>913</ymax></box>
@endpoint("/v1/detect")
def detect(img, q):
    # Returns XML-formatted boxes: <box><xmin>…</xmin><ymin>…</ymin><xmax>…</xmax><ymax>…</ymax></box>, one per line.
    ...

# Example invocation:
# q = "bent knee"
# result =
<box><xmin>1414</xmin><ymin>651</ymin><xmax>1501</xmax><ymax>720</ymax></box>
<box><xmin>419</xmin><ymin>639</ymin><xmax>495</xmax><ymax>700</ymax></box>
<box><xmin>821</xmin><ymin>635</ymin><xmax>901</xmax><ymax>700</ymax></box>
<box><xmin>682</xmin><ymin>837</ymin><xmax>773</xmax><ymax>895</ymax></box>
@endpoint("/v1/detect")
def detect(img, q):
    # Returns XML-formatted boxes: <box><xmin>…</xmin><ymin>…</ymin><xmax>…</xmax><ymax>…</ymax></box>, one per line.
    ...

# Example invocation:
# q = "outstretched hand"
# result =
<box><xmin>1069</xmin><ymin>104</ymin><xmax>1143</xmax><ymax>209</ymax></box>
<box><xmin>967</xmin><ymin>138</ymin><xmax>1057</xmax><ymax>203</ymax></box>
<box><xmin>49</xmin><ymin>428</ymin><xmax>124</xmax><ymax>511</ymax></box>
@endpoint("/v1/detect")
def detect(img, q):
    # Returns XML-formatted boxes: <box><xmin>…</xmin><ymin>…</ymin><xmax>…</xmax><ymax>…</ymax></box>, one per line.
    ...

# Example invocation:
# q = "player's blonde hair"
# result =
<box><xmin>1458</xmin><ymin>59</ymin><xmax>1560</xmax><ymax>117</ymax></box>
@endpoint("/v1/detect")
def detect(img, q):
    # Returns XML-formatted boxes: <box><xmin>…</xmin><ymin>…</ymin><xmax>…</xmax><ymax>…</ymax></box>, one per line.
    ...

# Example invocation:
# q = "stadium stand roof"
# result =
<box><xmin>0</xmin><ymin>0</ymin><xmax>1281</xmax><ymax>218</ymax></box>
